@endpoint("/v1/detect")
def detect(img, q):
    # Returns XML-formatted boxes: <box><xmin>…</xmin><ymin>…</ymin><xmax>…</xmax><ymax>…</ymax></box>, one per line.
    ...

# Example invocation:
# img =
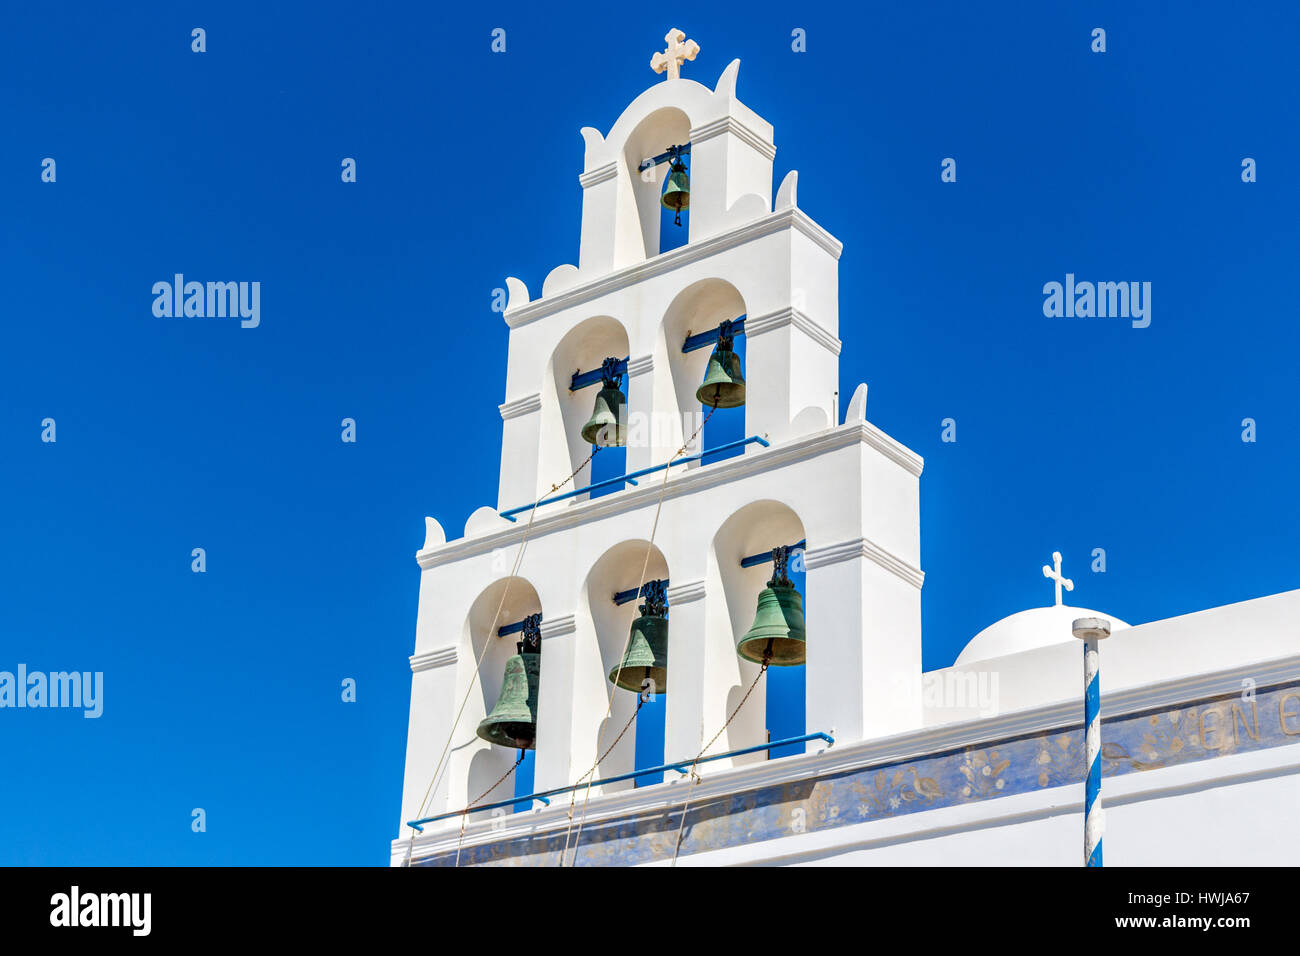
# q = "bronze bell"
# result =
<box><xmin>608</xmin><ymin>580</ymin><xmax>669</xmax><ymax>695</ymax></box>
<box><xmin>580</xmin><ymin>357</ymin><xmax>627</xmax><ymax>446</ymax></box>
<box><xmin>695</xmin><ymin>319</ymin><xmax>746</xmax><ymax>409</ymax></box>
<box><xmin>737</xmin><ymin>547</ymin><xmax>806</xmax><ymax>666</ymax></box>
<box><xmin>661</xmin><ymin>157</ymin><xmax>690</xmax><ymax>226</ymax></box>
<box><xmin>476</xmin><ymin>614</ymin><xmax>542</xmax><ymax>750</ymax></box>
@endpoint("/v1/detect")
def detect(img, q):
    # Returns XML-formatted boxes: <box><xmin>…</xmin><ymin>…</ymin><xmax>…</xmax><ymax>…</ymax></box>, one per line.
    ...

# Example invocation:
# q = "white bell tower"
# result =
<box><xmin>395</xmin><ymin>31</ymin><xmax>925</xmax><ymax>865</ymax></box>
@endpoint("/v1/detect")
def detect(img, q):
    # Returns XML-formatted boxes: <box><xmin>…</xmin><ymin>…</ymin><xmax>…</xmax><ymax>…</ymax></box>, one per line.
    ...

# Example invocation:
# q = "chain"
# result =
<box><xmin>454</xmin><ymin>751</ymin><xmax>525</xmax><ymax>867</ymax></box>
<box><xmin>671</xmin><ymin>650</ymin><xmax>771</xmax><ymax>866</ymax></box>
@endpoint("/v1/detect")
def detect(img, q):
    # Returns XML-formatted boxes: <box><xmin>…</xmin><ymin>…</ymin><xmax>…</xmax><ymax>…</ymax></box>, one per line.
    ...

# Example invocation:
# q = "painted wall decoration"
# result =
<box><xmin>417</xmin><ymin>679</ymin><xmax>1300</xmax><ymax>866</ymax></box>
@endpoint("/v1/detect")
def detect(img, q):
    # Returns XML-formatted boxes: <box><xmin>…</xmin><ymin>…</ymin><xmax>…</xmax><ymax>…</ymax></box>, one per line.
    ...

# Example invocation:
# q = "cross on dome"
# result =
<box><xmin>650</xmin><ymin>28</ymin><xmax>699</xmax><ymax>81</ymax></box>
<box><xmin>1042</xmin><ymin>551</ymin><xmax>1074</xmax><ymax>606</ymax></box>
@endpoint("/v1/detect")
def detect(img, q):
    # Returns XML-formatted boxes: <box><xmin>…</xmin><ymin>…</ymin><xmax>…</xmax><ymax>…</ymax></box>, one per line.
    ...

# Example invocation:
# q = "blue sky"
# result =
<box><xmin>1</xmin><ymin>2</ymin><xmax>1296</xmax><ymax>865</ymax></box>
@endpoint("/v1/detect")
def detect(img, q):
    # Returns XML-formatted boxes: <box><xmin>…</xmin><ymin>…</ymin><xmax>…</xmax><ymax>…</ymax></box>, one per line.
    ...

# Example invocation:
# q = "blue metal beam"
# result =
<box><xmin>613</xmin><ymin>578</ymin><xmax>669</xmax><ymax>606</ymax></box>
<box><xmin>740</xmin><ymin>540</ymin><xmax>807</xmax><ymax>569</ymax></box>
<box><xmin>682</xmin><ymin>317</ymin><xmax>746</xmax><ymax>353</ymax></box>
<box><xmin>570</xmin><ymin>357</ymin><xmax>629</xmax><ymax>392</ymax></box>
<box><xmin>405</xmin><ymin>731</ymin><xmax>835</xmax><ymax>831</ymax></box>
<box><xmin>500</xmin><ymin>435</ymin><xmax>770</xmax><ymax>520</ymax></box>
<box><xmin>637</xmin><ymin>142</ymin><xmax>690</xmax><ymax>173</ymax></box>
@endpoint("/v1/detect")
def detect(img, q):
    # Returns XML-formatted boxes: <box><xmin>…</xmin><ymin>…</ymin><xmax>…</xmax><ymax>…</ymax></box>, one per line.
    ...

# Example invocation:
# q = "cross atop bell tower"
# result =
<box><xmin>650</xmin><ymin>28</ymin><xmax>699</xmax><ymax>80</ymax></box>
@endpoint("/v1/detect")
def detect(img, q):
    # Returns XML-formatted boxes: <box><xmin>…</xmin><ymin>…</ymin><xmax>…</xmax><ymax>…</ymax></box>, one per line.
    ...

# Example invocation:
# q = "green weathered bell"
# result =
<box><xmin>661</xmin><ymin>158</ymin><xmax>690</xmax><ymax>226</ymax></box>
<box><xmin>695</xmin><ymin>319</ymin><xmax>745</xmax><ymax>408</ymax></box>
<box><xmin>736</xmin><ymin>548</ymin><xmax>806</xmax><ymax>666</ymax></box>
<box><xmin>476</xmin><ymin>615</ymin><xmax>542</xmax><ymax>750</ymax></box>
<box><xmin>580</xmin><ymin>357</ymin><xmax>627</xmax><ymax>446</ymax></box>
<box><xmin>608</xmin><ymin>580</ymin><xmax>669</xmax><ymax>694</ymax></box>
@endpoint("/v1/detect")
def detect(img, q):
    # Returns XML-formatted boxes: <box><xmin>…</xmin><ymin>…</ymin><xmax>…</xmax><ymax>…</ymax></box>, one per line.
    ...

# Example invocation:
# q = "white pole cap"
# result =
<box><xmin>1072</xmin><ymin>617</ymin><xmax>1112</xmax><ymax>641</ymax></box>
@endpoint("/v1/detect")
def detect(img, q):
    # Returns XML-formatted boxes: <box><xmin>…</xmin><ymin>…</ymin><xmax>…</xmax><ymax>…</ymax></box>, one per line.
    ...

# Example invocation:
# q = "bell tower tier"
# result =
<box><xmin>396</xmin><ymin>33</ymin><xmax>924</xmax><ymax>865</ymax></box>
<box><xmin>496</xmin><ymin>200</ymin><xmax>843</xmax><ymax>510</ymax></box>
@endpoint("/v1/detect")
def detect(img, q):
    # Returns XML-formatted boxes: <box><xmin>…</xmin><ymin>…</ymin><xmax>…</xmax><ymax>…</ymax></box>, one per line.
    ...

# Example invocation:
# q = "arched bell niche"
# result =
<box><xmin>707</xmin><ymin>499</ymin><xmax>807</xmax><ymax>766</ymax></box>
<box><xmin>540</xmin><ymin>315</ymin><xmax>631</xmax><ymax>502</ymax></box>
<box><xmin>657</xmin><ymin>277</ymin><xmax>749</xmax><ymax>469</ymax></box>
<box><xmin>621</xmin><ymin>106</ymin><xmax>692</xmax><ymax>258</ymax></box>
<box><xmin>455</xmin><ymin>575</ymin><xmax>542</xmax><ymax>820</ymax></box>
<box><xmin>576</xmin><ymin>539</ymin><xmax>671</xmax><ymax>794</ymax></box>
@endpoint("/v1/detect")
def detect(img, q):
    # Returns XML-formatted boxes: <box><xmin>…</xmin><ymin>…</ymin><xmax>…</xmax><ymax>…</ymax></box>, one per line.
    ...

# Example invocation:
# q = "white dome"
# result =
<box><xmin>955</xmin><ymin>605</ymin><xmax>1130</xmax><ymax>666</ymax></box>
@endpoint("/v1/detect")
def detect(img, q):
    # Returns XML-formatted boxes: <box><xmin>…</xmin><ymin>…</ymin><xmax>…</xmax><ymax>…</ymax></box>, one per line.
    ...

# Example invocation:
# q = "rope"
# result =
<box><xmin>455</xmin><ymin>751</ymin><xmax>525</xmax><ymax>867</ymax></box>
<box><xmin>670</xmin><ymin>650</ymin><xmax>770</xmax><ymax>867</ymax></box>
<box><xmin>562</xmin><ymin>402</ymin><xmax>719</xmax><ymax>866</ymax></box>
<box><xmin>402</xmin><ymin>445</ymin><xmax>599</xmax><ymax>866</ymax></box>
<box><xmin>554</xmin><ymin>697</ymin><xmax>644</xmax><ymax>866</ymax></box>
<box><xmin>570</xmin><ymin>694</ymin><xmax>644</xmax><ymax>792</ymax></box>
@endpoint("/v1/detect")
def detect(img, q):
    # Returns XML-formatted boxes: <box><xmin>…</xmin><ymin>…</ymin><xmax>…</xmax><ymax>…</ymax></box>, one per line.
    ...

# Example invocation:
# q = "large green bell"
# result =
<box><xmin>661</xmin><ymin>158</ymin><xmax>690</xmax><ymax>226</ymax></box>
<box><xmin>476</xmin><ymin>615</ymin><xmax>542</xmax><ymax>750</ymax></box>
<box><xmin>580</xmin><ymin>357</ymin><xmax>627</xmax><ymax>446</ymax></box>
<box><xmin>608</xmin><ymin>580</ymin><xmax>669</xmax><ymax>695</ymax></box>
<box><xmin>695</xmin><ymin>320</ymin><xmax>745</xmax><ymax>408</ymax></box>
<box><xmin>736</xmin><ymin>548</ymin><xmax>806</xmax><ymax>666</ymax></box>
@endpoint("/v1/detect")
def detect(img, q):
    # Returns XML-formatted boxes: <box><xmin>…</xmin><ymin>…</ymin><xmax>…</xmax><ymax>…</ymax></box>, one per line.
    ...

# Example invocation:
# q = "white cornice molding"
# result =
<box><xmin>689</xmin><ymin>116</ymin><xmax>777</xmax><ymax>162</ymax></box>
<box><xmin>626</xmin><ymin>354</ymin><xmax>654</xmax><ymax>377</ymax></box>
<box><xmin>503</xmin><ymin>208</ymin><xmax>842</xmax><ymax>329</ymax></box>
<box><xmin>498</xmin><ymin>393</ymin><xmax>541</xmax><ymax>420</ymax></box>
<box><xmin>417</xmin><ymin>421</ymin><xmax>923</xmax><ymax>570</ymax></box>
<box><xmin>804</xmin><ymin>536</ymin><xmax>925</xmax><ymax>590</ymax></box>
<box><xmin>666</xmin><ymin>580</ymin><xmax>707</xmax><ymax>605</ymax></box>
<box><xmin>861</xmin><ymin>422</ymin><xmax>924</xmax><ymax>477</ymax></box>
<box><xmin>539</xmin><ymin>614</ymin><xmax>577</xmax><ymax>639</ymax></box>
<box><xmin>578</xmin><ymin>161</ymin><xmax>618</xmax><ymax>188</ymax></box>
<box><xmin>409</xmin><ymin>645</ymin><xmax>458</xmax><ymax>672</ymax></box>
<box><xmin>744</xmin><ymin>306</ymin><xmax>841</xmax><ymax>356</ymax></box>
<box><xmin>394</xmin><ymin>651</ymin><xmax>1300</xmax><ymax>862</ymax></box>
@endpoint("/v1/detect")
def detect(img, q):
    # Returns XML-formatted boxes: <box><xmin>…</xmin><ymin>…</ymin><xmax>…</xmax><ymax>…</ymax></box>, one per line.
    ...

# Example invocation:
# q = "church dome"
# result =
<box><xmin>955</xmin><ymin>604</ymin><xmax>1130</xmax><ymax>666</ymax></box>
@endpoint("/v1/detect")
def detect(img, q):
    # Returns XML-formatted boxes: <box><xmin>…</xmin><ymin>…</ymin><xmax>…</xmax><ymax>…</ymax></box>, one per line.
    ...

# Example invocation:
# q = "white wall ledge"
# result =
<box><xmin>409</xmin><ymin>646</ymin><xmax>458</xmax><ymax>672</ymax></box>
<box><xmin>745</xmin><ymin>306</ymin><xmax>841</xmax><ymax>356</ymax></box>
<box><xmin>498</xmin><ymin>394</ymin><xmax>542</xmax><ymax>420</ymax></box>
<box><xmin>689</xmin><ymin>115</ymin><xmax>777</xmax><ymax>161</ymax></box>
<box><xmin>503</xmin><ymin>208</ymin><xmax>842</xmax><ymax>329</ymax></box>
<box><xmin>804</xmin><ymin>536</ymin><xmax>925</xmax><ymax>589</ymax></box>
<box><xmin>417</xmin><ymin>420</ymin><xmax>923</xmax><ymax>570</ymax></box>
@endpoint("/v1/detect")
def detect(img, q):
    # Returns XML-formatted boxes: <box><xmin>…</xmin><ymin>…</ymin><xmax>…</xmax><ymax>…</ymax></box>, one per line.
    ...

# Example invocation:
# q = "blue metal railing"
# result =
<box><xmin>405</xmin><ymin>731</ymin><xmax>834</xmax><ymax>832</ymax></box>
<box><xmin>500</xmin><ymin>435</ymin><xmax>770</xmax><ymax>521</ymax></box>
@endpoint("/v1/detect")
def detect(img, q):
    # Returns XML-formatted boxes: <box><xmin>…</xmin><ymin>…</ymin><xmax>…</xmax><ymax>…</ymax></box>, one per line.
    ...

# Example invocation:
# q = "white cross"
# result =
<box><xmin>651</xmin><ymin>28</ymin><xmax>699</xmax><ymax>81</ymax></box>
<box><xmin>1042</xmin><ymin>551</ymin><xmax>1074</xmax><ymax>606</ymax></box>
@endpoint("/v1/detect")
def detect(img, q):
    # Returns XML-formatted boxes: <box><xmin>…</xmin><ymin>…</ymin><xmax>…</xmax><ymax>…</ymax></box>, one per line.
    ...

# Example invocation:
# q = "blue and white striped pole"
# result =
<box><xmin>1072</xmin><ymin>617</ymin><xmax>1111</xmax><ymax>867</ymax></box>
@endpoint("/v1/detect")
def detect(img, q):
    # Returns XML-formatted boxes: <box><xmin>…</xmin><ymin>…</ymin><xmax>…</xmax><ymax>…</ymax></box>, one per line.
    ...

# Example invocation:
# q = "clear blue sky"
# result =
<box><xmin>1</xmin><ymin>2</ymin><xmax>1296</xmax><ymax>865</ymax></box>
